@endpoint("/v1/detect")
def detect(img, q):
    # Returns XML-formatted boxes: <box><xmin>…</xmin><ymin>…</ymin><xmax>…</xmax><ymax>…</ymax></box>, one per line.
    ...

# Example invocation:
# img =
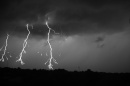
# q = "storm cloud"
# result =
<box><xmin>0</xmin><ymin>0</ymin><xmax>130</xmax><ymax>36</ymax></box>
<box><xmin>0</xmin><ymin>0</ymin><xmax>130</xmax><ymax>73</ymax></box>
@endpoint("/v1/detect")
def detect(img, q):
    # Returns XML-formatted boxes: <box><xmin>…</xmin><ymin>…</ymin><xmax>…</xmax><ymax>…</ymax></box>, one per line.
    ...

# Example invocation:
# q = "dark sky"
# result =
<box><xmin>0</xmin><ymin>0</ymin><xmax>130</xmax><ymax>36</ymax></box>
<box><xmin>0</xmin><ymin>0</ymin><xmax>130</xmax><ymax>72</ymax></box>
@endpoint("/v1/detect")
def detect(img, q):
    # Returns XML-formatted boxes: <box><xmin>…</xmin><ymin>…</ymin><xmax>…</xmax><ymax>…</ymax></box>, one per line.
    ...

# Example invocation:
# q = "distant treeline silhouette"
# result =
<box><xmin>0</xmin><ymin>67</ymin><xmax>130</xmax><ymax>85</ymax></box>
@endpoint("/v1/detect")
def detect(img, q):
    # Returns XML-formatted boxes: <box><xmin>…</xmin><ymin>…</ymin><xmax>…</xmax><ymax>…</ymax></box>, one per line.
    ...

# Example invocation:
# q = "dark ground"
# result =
<box><xmin>0</xmin><ymin>67</ymin><xmax>130</xmax><ymax>85</ymax></box>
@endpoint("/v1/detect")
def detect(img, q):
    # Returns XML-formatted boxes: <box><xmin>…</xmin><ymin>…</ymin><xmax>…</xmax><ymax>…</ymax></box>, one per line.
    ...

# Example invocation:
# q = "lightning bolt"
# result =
<box><xmin>45</xmin><ymin>21</ymin><xmax>58</xmax><ymax>69</ymax></box>
<box><xmin>16</xmin><ymin>24</ymin><xmax>30</xmax><ymax>65</ymax></box>
<box><xmin>0</xmin><ymin>34</ymin><xmax>9</xmax><ymax>62</ymax></box>
<box><xmin>0</xmin><ymin>46</ymin><xmax>3</xmax><ymax>51</ymax></box>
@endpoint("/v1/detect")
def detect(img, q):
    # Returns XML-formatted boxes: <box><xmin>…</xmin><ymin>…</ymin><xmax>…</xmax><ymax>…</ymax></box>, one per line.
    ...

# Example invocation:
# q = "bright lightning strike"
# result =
<box><xmin>0</xmin><ymin>46</ymin><xmax>3</xmax><ymax>51</ymax></box>
<box><xmin>45</xmin><ymin>21</ymin><xmax>58</xmax><ymax>69</ymax></box>
<box><xmin>0</xmin><ymin>34</ymin><xmax>9</xmax><ymax>62</ymax></box>
<box><xmin>16</xmin><ymin>24</ymin><xmax>30</xmax><ymax>65</ymax></box>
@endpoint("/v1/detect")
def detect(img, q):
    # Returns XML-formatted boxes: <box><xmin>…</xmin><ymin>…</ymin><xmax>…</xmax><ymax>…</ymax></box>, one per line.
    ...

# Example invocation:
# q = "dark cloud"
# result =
<box><xmin>53</xmin><ymin>1</ymin><xmax>130</xmax><ymax>35</ymax></box>
<box><xmin>0</xmin><ymin>0</ymin><xmax>130</xmax><ymax>37</ymax></box>
<box><xmin>95</xmin><ymin>36</ymin><xmax>104</xmax><ymax>43</ymax></box>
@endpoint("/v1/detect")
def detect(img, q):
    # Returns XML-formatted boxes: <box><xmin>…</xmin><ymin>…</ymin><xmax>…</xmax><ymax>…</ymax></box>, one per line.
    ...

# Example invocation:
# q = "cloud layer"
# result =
<box><xmin>0</xmin><ymin>0</ymin><xmax>130</xmax><ymax>37</ymax></box>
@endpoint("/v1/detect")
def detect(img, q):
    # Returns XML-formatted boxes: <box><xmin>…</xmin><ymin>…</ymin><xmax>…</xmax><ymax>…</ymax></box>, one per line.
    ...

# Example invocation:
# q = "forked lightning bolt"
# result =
<box><xmin>45</xmin><ymin>21</ymin><xmax>58</xmax><ymax>69</ymax></box>
<box><xmin>0</xmin><ymin>18</ymin><xmax>58</xmax><ymax>69</ymax></box>
<box><xmin>16</xmin><ymin>24</ymin><xmax>30</xmax><ymax>65</ymax></box>
<box><xmin>0</xmin><ymin>34</ymin><xmax>9</xmax><ymax>62</ymax></box>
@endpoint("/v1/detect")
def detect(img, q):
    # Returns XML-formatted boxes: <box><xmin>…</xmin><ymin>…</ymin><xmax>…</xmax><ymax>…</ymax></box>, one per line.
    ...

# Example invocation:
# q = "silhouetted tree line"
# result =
<box><xmin>0</xmin><ymin>67</ymin><xmax>130</xmax><ymax>85</ymax></box>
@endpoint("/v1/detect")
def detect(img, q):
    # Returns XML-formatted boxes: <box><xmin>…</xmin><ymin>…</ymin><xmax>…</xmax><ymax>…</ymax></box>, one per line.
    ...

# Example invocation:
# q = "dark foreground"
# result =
<box><xmin>0</xmin><ymin>67</ymin><xmax>130</xmax><ymax>85</ymax></box>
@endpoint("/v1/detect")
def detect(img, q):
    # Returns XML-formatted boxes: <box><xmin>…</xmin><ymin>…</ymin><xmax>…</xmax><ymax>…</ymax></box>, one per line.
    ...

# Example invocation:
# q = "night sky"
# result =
<box><xmin>0</xmin><ymin>0</ymin><xmax>130</xmax><ymax>73</ymax></box>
